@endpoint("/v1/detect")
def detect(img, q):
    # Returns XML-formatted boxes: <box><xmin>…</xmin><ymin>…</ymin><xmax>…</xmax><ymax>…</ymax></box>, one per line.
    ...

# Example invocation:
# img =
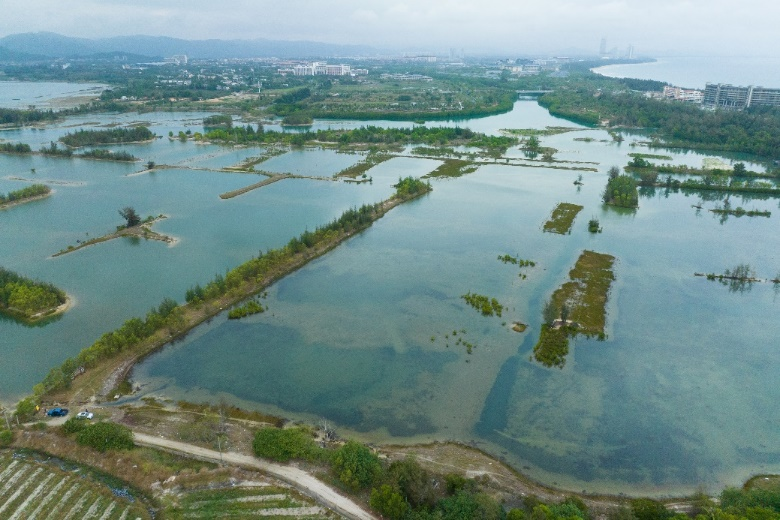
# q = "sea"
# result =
<box><xmin>593</xmin><ymin>56</ymin><xmax>780</xmax><ymax>89</ymax></box>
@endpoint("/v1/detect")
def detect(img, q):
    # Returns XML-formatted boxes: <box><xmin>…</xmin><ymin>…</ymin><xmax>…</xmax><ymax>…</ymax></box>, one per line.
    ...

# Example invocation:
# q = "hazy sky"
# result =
<box><xmin>1</xmin><ymin>0</ymin><xmax>777</xmax><ymax>57</ymax></box>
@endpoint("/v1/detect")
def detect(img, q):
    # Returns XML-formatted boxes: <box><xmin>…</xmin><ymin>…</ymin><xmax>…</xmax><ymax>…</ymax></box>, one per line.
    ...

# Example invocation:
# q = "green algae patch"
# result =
<box><xmin>543</xmin><ymin>202</ymin><xmax>584</xmax><ymax>234</ymax></box>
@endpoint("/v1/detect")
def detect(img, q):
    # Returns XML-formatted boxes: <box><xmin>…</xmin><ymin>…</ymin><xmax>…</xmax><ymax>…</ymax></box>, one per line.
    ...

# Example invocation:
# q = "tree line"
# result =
<box><xmin>0</xmin><ymin>142</ymin><xmax>32</xmax><ymax>154</ymax></box>
<box><xmin>0</xmin><ymin>184</ymin><xmax>50</xmax><ymax>205</ymax></box>
<box><xmin>205</xmin><ymin>124</ymin><xmax>517</xmax><ymax>153</ymax></box>
<box><xmin>0</xmin><ymin>266</ymin><xmax>66</xmax><ymax>319</ymax></box>
<box><xmin>539</xmin><ymin>87</ymin><xmax>780</xmax><ymax>159</ymax></box>
<box><xmin>59</xmin><ymin>126</ymin><xmax>154</xmax><ymax>147</ymax></box>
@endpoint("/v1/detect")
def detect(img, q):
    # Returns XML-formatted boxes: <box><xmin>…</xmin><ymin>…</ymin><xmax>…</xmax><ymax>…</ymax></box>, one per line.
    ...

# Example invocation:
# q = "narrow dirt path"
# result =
<box><xmin>132</xmin><ymin>432</ymin><xmax>376</xmax><ymax>520</ymax></box>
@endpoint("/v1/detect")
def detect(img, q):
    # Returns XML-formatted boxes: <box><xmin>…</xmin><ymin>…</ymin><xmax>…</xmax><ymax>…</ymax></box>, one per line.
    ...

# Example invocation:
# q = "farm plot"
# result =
<box><xmin>161</xmin><ymin>483</ymin><xmax>332</xmax><ymax>519</ymax></box>
<box><xmin>0</xmin><ymin>452</ymin><xmax>150</xmax><ymax>520</ymax></box>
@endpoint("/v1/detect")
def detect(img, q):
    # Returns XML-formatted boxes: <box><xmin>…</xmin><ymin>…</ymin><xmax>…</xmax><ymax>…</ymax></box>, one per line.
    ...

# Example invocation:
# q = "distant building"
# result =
<box><xmin>703</xmin><ymin>83</ymin><xmax>780</xmax><ymax>109</ymax></box>
<box><xmin>663</xmin><ymin>86</ymin><xmax>703</xmax><ymax>103</ymax></box>
<box><xmin>289</xmin><ymin>62</ymin><xmax>354</xmax><ymax>76</ymax></box>
<box><xmin>379</xmin><ymin>73</ymin><xmax>432</xmax><ymax>81</ymax></box>
<box><xmin>164</xmin><ymin>55</ymin><xmax>188</xmax><ymax>66</ymax></box>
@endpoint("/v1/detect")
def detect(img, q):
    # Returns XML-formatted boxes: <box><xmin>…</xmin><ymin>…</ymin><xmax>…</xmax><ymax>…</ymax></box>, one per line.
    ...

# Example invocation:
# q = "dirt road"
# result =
<box><xmin>133</xmin><ymin>432</ymin><xmax>376</xmax><ymax>520</ymax></box>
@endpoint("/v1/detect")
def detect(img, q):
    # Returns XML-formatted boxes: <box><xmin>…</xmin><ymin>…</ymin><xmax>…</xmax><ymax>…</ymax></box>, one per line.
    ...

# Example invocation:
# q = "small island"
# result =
<box><xmin>0</xmin><ymin>267</ymin><xmax>69</xmax><ymax>322</ymax></box>
<box><xmin>603</xmin><ymin>166</ymin><xmax>638</xmax><ymax>208</ymax></box>
<box><xmin>0</xmin><ymin>184</ymin><xmax>51</xmax><ymax>210</ymax></box>
<box><xmin>59</xmin><ymin>126</ymin><xmax>155</xmax><ymax>147</ymax></box>
<box><xmin>53</xmin><ymin>208</ymin><xmax>175</xmax><ymax>257</ymax></box>
<box><xmin>543</xmin><ymin>202</ymin><xmax>584</xmax><ymax>234</ymax></box>
<box><xmin>534</xmin><ymin>250</ymin><xmax>615</xmax><ymax>368</ymax></box>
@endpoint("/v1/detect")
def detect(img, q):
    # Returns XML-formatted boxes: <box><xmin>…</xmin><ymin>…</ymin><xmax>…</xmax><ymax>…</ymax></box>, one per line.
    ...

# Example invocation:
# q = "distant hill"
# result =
<box><xmin>0</xmin><ymin>45</ymin><xmax>49</xmax><ymax>63</ymax></box>
<box><xmin>0</xmin><ymin>32</ymin><xmax>376</xmax><ymax>60</ymax></box>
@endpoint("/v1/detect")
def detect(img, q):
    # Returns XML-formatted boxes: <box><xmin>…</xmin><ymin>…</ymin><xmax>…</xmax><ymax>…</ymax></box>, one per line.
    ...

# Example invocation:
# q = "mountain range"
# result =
<box><xmin>0</xmin><ymin>32</ymin><xmax>376</xmax><ymax>61</ymax></box>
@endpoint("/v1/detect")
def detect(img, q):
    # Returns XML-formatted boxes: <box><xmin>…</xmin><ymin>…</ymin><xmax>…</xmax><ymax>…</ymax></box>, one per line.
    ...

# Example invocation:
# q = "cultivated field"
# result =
<box><xmin>0</xmin><ymin>451</ymin><xmax>150</xmax><ymax>520</ymax></box>
<box><xmin>160</xmin><ymin>483</ymin><xmax>333</xmax><ymax>519</ymax></box>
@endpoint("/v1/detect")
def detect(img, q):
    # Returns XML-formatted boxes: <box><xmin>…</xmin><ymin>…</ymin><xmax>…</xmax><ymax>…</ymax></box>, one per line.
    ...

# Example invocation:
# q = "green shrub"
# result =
<box><xmin>14</xmin><ymin>397</ymin><xmax>37</xmax><ymax>421</ymax></box>
<box><xmin>62</xmin><ymin>416</ymin><xmax>89</xmax><ymax>434</ymax></box>
<box><xmin>721</xmin><ymin>487</ymin><xmax>780</xmax><ymax>514</ymax></box>
<box><xmin>370</xmin><ymin>484</ymin><xmax>410</xmax><ymax>520</ymax></box>
<box><xmin>252</xmin><ymin>426</ymin><xmax>319</xmax><ymax>462</ymax></box>
<box><xmin>507</xmin><ymin>508</ymin><xmax>525</xmax><ymax>520</ymax></box>
<box><xmin>0</xmin><ymin>429</ymin><xmax>13</xmax><ymax>447</ymax></box>
<box><xmin>387</xmin><ymin>456</ymin><xmax>436</xmax><ymax>508</ymax></box>
<box><xmin>76</xmin><ymin>422</ymin><xmax>134</xmax><ymax>452</ymax></box>
<box><xmin>332</xmin><ymin>440</ymin><xmax>383</xmax><ymax>491</ymax></box>
<box><xmin>630</xmin><ymin>498</ymin><xmax>671</xmax><ymax>520</ymax></box>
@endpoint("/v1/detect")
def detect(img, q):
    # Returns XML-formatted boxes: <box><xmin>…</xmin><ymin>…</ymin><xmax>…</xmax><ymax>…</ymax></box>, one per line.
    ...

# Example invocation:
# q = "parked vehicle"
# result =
<box><xmin>46</xmin><ymin>407</ymin><xmax>68</xmax><ymax>417</ymax></box>
<box><xmin>76</xmin><ymin>411</ymin><xmax>94</xmax><ymax>420</ymax></box>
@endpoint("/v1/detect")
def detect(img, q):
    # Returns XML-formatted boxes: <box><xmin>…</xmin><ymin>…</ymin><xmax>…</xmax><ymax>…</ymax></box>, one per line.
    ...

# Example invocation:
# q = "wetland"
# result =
<box><xmin>1</xmin><ymin>84</ymin><xmax>780</xmax><ymax>497</ymax></box>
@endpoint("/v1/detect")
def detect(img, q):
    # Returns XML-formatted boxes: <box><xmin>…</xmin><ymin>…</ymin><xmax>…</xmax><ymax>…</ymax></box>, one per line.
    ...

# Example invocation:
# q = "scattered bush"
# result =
<box><xmin>76</xmin><ymin>421</ymin><xmax>134</xmax><ymax>452</ymax></box>
<box><xmin>252</xmin><ymin>426</ymin><xmax>320</xmax><ymax>462</ymax></box>
<box><xmin>62</xmin><ymin>416</ymin><xmax>89</xmax><ymax>434</ymax></box>
<box><xmin>0</xmin><ymin>429</ymin><xmax>14</xmax><ymax>447</ymax></box>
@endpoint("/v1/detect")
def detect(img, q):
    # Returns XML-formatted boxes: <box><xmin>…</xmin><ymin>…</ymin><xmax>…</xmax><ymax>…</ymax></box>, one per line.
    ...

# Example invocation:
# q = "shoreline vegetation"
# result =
<box><xmin>30</xmin><ymin>176</ymin><xmax>431</xmax><ymax>405</ymax></box>
<box><xmin>534</xmin><ymin>251</ymin><xmax>615</xmax><ymax>368</ymax></box>
<box><xmin>0</xmin><ymin>267</ymin><xmax>70</xmax><ymax>323</ymax></box>
<box><xmin>0</xmin><ymin>184</ymin><xmax>51</xmax><ymax>210</ymax></box>
<box><xmin>58</xmin><ymin>126</ymin><xmax>155</xmax><ymax>147</ymax></box>
<box><xmin>52</xmin><ymin>215</ymin><xmax>175</xmax><ymax>257</ymax></box>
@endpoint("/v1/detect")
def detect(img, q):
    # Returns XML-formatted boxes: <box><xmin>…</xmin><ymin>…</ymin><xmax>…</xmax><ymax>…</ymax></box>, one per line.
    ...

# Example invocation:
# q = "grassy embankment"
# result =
<box><xmin>534</xmin><ymin>251</ymin><xmax>615</xmax><ymax>368</ymax></box>
<box><xmin>30</xmin><ymin>177</ymin><xmax>432</xmax><ymax>407</ymax></box>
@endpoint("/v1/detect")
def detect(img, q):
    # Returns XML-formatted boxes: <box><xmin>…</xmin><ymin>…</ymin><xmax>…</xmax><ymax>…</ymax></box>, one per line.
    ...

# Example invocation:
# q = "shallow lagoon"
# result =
<box><xmin>2</xmin><ymin>97</ymin><xmax>779</xmax><ymax>495</ymax></box>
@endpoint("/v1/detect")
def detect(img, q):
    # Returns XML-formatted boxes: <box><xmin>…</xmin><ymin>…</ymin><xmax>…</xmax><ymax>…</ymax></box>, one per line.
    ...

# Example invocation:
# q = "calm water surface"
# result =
<box><xmin>594</xmin><ymin>56</ymin><xmax>780</xmax><ymax>89</ymax></box>
<box><xmin>2</xmin><ymin>92</ymin><xmax>779</xmax><ymax>495</ymax></box>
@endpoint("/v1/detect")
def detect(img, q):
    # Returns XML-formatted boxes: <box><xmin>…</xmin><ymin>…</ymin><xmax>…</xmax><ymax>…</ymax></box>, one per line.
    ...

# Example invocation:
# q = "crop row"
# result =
<box><xmin>0</xmin><ymin>455</ymin><xmax>149</xmax><ymax>520</ymax></box>
<box><xmin>163</xmin><ymin>485</ymin><xmax>327</xmax><ymax>518</ymax></box>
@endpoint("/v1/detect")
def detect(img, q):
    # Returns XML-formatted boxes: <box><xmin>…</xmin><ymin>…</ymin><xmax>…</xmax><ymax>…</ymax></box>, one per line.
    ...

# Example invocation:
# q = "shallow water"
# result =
<box><xmin>2</xmin><ymin>95</ymin><xmax>779</xmax><ymax>495</ymax></box>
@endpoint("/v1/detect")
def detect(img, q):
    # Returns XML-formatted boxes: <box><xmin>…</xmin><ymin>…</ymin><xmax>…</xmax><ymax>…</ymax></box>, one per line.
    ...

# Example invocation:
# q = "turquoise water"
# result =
<box><xmin>2</xmin><ymin>90</ymin><xmax>780</xmax><ymax>495</ymax></box>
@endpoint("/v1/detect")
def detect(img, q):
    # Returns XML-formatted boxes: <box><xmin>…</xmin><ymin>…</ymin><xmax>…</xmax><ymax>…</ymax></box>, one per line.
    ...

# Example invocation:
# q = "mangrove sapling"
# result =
<box><xmin>461</xmin><ymin>292</ymin><xmax>503</xmax><ymax>317</ymax></box>
<box><xmin>699</xmin><ymin>263</ymin><xmax>759</xmax><ymax>293</ymax></box>
<box><xmin>588</xmin><ymin>218</ymin><xmax>602</xmax><ymax>233</ymax></box>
